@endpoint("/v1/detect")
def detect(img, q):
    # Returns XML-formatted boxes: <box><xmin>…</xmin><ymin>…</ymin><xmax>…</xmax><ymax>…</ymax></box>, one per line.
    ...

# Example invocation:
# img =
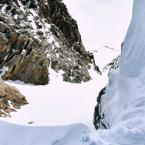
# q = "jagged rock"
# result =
<box><xmin>0</xmin><ymin>22</ymin><xmax>49</xmax><ymax>85</ymax></box>
<box><xmin>93</xmin><ymin>57</ymin><xmax>120</xmax><ymax>129</ymax></box>
<box><xmin>0</xmin><ymin>0</ymin><xmax>96</xmax><ymax>85</ymax></box>
<box><xmin>0</xmin><ymin>79</ymin><xmax>27</xmax><ymax>117</ymax></box>
<box><xmin>93</xmin><ymin>87</ymin><xmax>106</xmax><ymax>129</ymax></box>
<box><xmin>2</xmin><ymin>50</ymin><xmax>49</xmax><ymax>85</ymax></box>
<box><xmin>102</xmin><ymin>56</ymin><xmax>120</xmax><ymax>73</ymax></box>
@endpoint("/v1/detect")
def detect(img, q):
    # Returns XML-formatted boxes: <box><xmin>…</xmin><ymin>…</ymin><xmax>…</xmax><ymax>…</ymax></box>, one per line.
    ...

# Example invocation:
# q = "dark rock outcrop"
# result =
<box><xmin>93</xmin><ymin>87</ymin><xmax>106</xmax><ymax>129</ymax></box>
<box><xmin>102</xmin><ymin>56</ymin><xmax>120</xmax><ymax>73</ymax></box>
<box><xmin>93</xmin><ymin>56</ymin><xmax>120</xmax><ymax>129</ymax></box>
<box><xmin>0</xmin><ymin>0</ymin><xmax>96</xmax><ymax>85</ymax></box>
<box><xmin>0</xmin><ymin>79</ymin><xmax>27</xmax><ymax>117</ymax></box>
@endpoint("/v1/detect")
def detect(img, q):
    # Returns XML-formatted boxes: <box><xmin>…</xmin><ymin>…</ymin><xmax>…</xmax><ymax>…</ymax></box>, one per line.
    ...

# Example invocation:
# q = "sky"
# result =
<box><xmin>63</xmin><ymin>0</ymin><xmax>133</xmax><ymax>52</ymax></box>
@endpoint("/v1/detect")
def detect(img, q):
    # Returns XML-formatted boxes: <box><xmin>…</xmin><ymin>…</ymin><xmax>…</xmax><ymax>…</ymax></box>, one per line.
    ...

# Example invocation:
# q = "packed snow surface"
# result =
<box><xmin>0</xmin><ymin>121</ymin><xmax>91</xmax><ymax>145</ymax></box>
<box><xmin>1</xmin><ymin>70</ymin><xmax>107</xmax><ymax>131</ymax></box>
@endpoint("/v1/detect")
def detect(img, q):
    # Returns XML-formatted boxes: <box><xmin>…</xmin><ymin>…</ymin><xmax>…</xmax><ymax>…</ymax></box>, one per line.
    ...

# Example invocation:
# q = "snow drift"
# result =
<box><xmin>0</xmin><ymin>121</ymin><xmax>91</xmax><ymax>145</ymax></box>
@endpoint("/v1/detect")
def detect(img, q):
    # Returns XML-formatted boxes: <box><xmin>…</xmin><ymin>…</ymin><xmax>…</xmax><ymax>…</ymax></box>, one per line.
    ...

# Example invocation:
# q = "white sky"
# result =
<box><xmin>63</xmin><ymin>0</ymin><xmax>133</xmax><ymax>51</ymax></box>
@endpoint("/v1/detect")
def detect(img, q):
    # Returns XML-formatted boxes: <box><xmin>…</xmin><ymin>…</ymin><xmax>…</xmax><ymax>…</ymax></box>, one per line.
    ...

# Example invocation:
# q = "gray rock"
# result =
<box><xmin>0</xmin><ymin>0</ymin><xmax>97</xmax><ymax>85</ymax></box>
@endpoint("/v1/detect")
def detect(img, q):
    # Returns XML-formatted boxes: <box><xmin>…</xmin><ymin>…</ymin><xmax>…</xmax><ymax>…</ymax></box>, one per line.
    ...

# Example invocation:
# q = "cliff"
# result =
<box><xmin>0</xmin><ymin>0</ymin><xmax>95</xmax><ymax>85</ymax></box>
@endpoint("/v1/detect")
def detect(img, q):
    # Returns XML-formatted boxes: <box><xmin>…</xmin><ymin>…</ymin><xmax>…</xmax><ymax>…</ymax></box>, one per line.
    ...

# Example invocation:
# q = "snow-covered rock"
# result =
<box><xmin>0</xmin><ymin>0</ymin><xmax>96</xmax><ymax>85</ymax></box>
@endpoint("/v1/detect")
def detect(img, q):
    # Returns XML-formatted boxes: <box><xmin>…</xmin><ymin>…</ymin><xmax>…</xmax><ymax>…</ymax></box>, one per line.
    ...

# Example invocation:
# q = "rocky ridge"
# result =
<box><xmin>0</xmin><ymin>0</ymin><xmax>96</xmax><ymax>85</ymax></box>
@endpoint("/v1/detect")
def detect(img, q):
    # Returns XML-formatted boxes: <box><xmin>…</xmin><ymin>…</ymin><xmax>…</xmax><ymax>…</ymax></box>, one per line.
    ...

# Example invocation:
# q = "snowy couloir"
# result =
<box><xmin>0</xmin><ymin>0</ymin><xmax>145</xmax><ymax>145</ymax></box>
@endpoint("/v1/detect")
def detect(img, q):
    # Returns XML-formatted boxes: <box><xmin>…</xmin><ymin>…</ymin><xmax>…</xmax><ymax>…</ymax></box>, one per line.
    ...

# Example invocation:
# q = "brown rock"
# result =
<box><xmin>0</xmin><ymin>79</ymin><xmax>27</xmax><ymax>117</ymax></box>
<box><xmin>3</xmin><ymin>50</ymin><xmax>49</xmax><ymax>85</ymax></box>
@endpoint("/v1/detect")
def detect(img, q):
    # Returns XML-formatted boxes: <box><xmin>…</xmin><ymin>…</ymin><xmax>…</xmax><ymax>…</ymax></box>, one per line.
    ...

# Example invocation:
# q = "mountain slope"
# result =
<box><xmin>1</xmin><ymin>0</ymin><xmax>145</xmax><ymax>145</ymax></box>
<box><xmin>0</xmin><ymin>0</ymin><xmax>95</xmax><ymax>85</ymax></box>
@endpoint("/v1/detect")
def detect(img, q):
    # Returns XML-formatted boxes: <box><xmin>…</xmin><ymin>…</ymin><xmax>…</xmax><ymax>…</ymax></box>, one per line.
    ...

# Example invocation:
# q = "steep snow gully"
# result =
<box><xmin>1</xmin><ymin>0</ymin><xmax>145</xmax><ymax>145</ymax></box>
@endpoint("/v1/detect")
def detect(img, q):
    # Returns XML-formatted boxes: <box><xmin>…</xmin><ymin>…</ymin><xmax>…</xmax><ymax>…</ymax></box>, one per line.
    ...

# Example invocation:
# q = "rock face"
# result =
<box><xmin>0</xmin><ymin>0</ymin><xmax>95</xmax><ymax>85</ymax></box>
<box><xmin>93</xmin><ymin>56</ymin><xmax>120</xmax><ymax>129</ymax></box>
<box><xmin>93</xmin><ymin>87</ymin><xmax>106</xmax><ymax>129</ymax></box>
<box><xmin>0</xmin><ymin>79</ymin><xmax>27</xmax><ymax>117</ymax></box>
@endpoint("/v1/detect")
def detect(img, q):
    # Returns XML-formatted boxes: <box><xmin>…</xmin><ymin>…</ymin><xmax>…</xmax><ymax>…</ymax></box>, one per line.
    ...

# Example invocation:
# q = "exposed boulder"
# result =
<box><xmin>0</xmin><ymin>0</ymin><xmax>96</xmax><ymax>85</ymax></box>
<box><xmin>0</xmin><ymin>79</ymin><xmax>27</xmax><ymax>117</ymax></box>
